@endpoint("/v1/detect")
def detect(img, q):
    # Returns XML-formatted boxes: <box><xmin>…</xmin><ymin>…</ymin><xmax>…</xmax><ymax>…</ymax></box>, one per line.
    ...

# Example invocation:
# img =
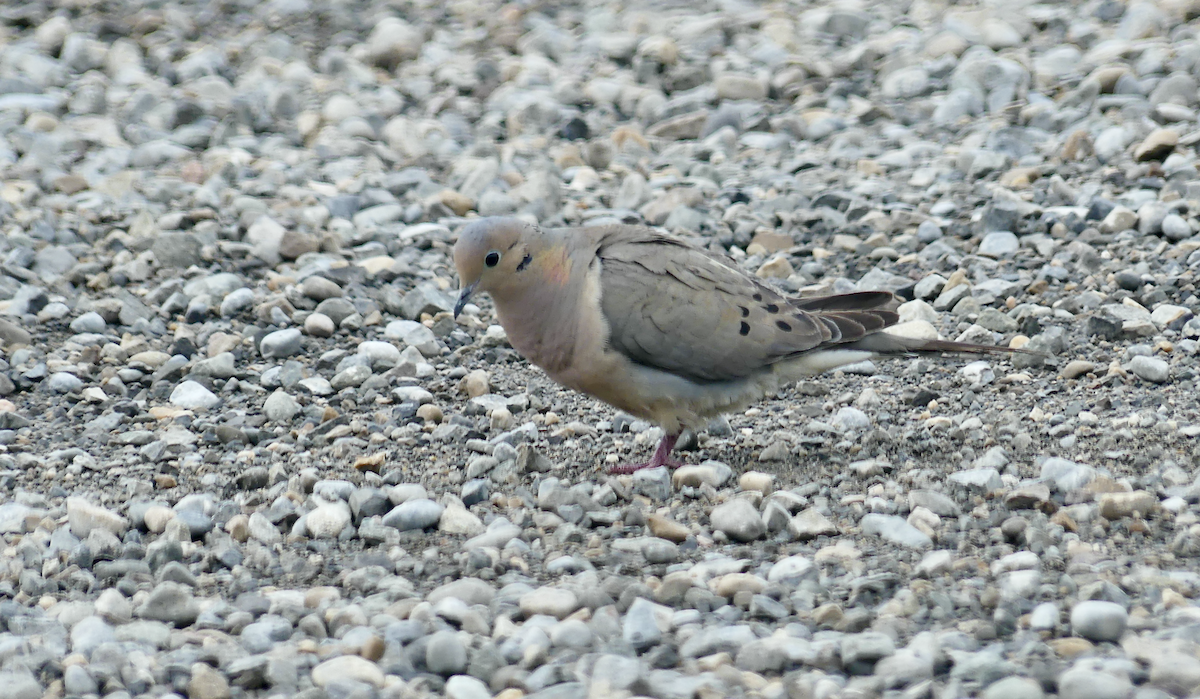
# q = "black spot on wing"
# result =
<box><xmin>739</xmin><ymin>322</ymin><xmax>750</xmax><ymax>336</ymax></box>
<box><xmin>516</xmin><ymin>253</ymin><xmax>533</xmax><ymax>271</ymax></box>
<box><xmin>739</xmin><ymin>306</ymin><xmax>749</xmax><ymax>317</ymax></box>
<box><xmin>752</xmin><ymin>292</ymin><xmax>763</xmax><ymax>301</ymax></box>
<box><xmin>765</xmin><ymin>303</ymin><xmax>779</xmax><ymax>313</ymax></box>
<box><xmin>776</xmin><ymin>320</ymin><xmax>791</xmax><ymax>331</ymax></box>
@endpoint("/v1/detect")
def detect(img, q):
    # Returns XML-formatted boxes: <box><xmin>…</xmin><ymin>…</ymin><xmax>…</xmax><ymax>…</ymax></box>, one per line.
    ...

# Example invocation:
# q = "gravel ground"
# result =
<box><xmin>2</xmin><ymin>0</ymin><xmax>1200</xmax><ymax>697</ymax></box>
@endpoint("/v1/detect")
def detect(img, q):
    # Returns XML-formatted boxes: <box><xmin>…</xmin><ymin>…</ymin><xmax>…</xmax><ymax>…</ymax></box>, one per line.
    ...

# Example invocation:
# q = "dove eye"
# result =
<box><xmin>484</xmin><ymin>251</ymin><xmax>501</xmax><ymax>267</ymax></box>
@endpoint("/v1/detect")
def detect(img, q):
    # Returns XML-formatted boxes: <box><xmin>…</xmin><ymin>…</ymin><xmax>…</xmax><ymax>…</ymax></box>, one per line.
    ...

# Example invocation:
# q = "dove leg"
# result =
<box><xmin>608</xmin><ymin>432</ymin><xmax>684</xmax><ymax>474</ymax></box>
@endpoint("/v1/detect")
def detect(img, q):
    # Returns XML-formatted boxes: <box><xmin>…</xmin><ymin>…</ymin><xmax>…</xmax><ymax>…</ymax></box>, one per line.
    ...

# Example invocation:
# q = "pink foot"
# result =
<box><xmin>606</xmin><ymin>433</ymin><xmax>685</xmax><ymax>474</ymax></box>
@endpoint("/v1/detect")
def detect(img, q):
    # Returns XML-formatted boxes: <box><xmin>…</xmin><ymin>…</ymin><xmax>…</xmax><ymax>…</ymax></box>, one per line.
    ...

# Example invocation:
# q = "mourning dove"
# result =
<box><xmin>454</xmin><ymin>217</ymin><xmax>1031</xmax><ymax>473</ymax></box>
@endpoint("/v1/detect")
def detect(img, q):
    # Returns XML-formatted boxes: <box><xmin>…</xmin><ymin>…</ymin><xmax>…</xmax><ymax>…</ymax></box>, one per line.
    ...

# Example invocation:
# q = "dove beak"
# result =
<box><xmin>454</xmin><ymin>282</ymin><xmax>478</xmax><ymax>318</ymax></box>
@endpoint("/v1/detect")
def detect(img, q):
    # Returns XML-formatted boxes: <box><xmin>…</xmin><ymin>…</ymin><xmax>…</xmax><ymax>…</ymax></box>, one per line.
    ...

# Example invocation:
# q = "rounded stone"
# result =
<box><xmin>260</xmin><ymin>328</ymin><xmax>303</xmax><ymax>359</ymax></box>
<box><xmin>710</xmin><ymin>498</ymin><xmax>766</xmax><ymax>542</ymax></box>
<box><xmin>425</xmin><ymin>630</ymin><xmax>468</xmax><ymax>675</ymax></box>
<box><xmin>1070</xmin><ymin>600</ymin><xmax>1128</xmax><ymax>642</ymax></box>
<box><xmin>311</xmin><ymin>655</ymin><xmax>385</xmax><ymax>688</ymax></box>
<box><xmin>304</xmin><ymin>312</ymin><xmax>335</xmax><ymax>337</ymax></box>
<box><xmin>519</xmin><ymin>586</ymin><xmax>580</xmax><ymax>619</ymax></box>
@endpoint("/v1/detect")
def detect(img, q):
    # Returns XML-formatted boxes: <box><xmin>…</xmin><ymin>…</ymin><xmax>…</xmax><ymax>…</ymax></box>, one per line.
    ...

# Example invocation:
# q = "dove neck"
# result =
<box><xmin>493</xmin><ymin>280</ymin><xmax>582</xmax><ymax>374</ymax></box>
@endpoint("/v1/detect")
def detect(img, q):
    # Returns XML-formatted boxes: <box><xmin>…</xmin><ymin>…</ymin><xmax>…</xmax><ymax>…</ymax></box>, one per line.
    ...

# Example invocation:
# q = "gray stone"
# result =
<box><xmin>710</xmin><ymin>498</ymin><xmax>765</xmax><ymax>542</ymax></box>
<box><xmin>426</xmin><ymin>631</ymin><xmax>468</xmax><ymax>675</ymax></box>
<box><xmin>70</xmin><ymin>311</ymin><xmax>107</xmax><ymax>333</ymax></box>
<box><xmin>48</xmin><ymin>372</ymin><xmax>84</xmax><ymax>393</ymax></box>
<box><xmin>861</xmin><ymin>513</ymin><xmax>932</xmax><ymax>549</ymax></box>
<box><xmin>1070</xmin><ymin>601</ymin><xmax>1128</xmax><ymax>642</ymax></box>
<box><xmin>382</xmin><ymin>499</ymin><xmax>444</xmax><ymax>531</ymax></box>
<box><xmin>1130</xmin><ymin>355</ymin><xmax>1169</xmax><ymax>383</ymax></box>
<box><xmin>979</xmin><ymin>231</ymin><xmax>1019</xmax><ymax>256</ymax></box>
<box><xmin>260</xmin><ymin>328</ymin><xmax>303</xmax><ymax>359</ymax></box>
<box><xmin>137</xmin><ymin>581</ymin><xmax>199</xmax><ymax>626</ymax></box>
<box><xmin>0</xmin><ymin>672</ymin><xmax>41</xmax><ymax>699</ymax></box>
<box><xmin>263</xmin><ymin>390</ymin><xmax>300</xmax><ymax>422</ymax></box>
<box><xmin>984</xmin><ymin>676</ymin><xmax>1045</xmax><ymax>699</ymax></box>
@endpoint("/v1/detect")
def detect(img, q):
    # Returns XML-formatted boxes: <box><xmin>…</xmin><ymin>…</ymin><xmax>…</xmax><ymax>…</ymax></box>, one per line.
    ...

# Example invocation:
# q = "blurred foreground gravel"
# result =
<box><xmin>3</xmin><ymin>0</ymin><xmax>1200</xmax><ymax>697</ymax></box>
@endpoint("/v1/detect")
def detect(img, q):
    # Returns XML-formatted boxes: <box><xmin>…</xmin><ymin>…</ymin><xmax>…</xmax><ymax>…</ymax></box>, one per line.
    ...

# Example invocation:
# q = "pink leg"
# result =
<box><xmin>608</xmin><ymin>433</ymin><xmax>685</xmax><ymax>474</ymax></box>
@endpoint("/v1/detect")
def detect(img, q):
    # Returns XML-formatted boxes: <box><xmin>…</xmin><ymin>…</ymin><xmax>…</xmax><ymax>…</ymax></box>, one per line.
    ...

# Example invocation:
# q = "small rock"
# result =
<box><xmin>311</xmin><ymin>655</ymin><xmax>385</xmax><ymax>688</ymax></box>
<box><xmin>520</xmin><ymin>587</ymin><xmax>580</xmax><ymax>619</ymax></box>
<box><xmin>1097</xmin><ymin>491</ymin><xmax>1157</xmax><ymax>519</ymax></box>
<box><xmin>305</xmin><ymin>501</ymin><xmax>351</xmax><ymax>538</ymax></box>
<box><xmin>983</xmin><ymin>676</ymin><xmax>1044</xmax><ymax>699</ymax></box>
<box><xmin>1061</xmin><ymin>360</ymin><xmax>1096</xmax><ymax>379</ymax></box>
<box><xmin>188</xmin><ymin>662</ymin><xmax>231</xmax><ymax>699</ymax></box>
<box><xmin>1134</xmin><ymin>127</ymin><xmax>1178</xmax><ymax>161</ymax></box>
<box><xmin>263</xmin><ymin>390</ymin><xmax>300</xmax><ymax>422</ymax></box>
<box><xmin>382</xmin><ymin>499</ymin><xmax>444</xmax><ymax>531</ymax></box>
<box><xmin>425</xmin><ymin>631</ymin><xmax>468</xmax><ymax>675</ymax></box>
<box><xmin>170</xmin><ymin>381</ymin><xmax>219</xmax><ymax>410</ymax></box>
<box><xmin>304</xmin><ymin>313</ymin><xmax>335</xmax><ymax>337</ymax></box>
<box><xmin>1130</xmin><ymin>355</ymin><xmax>1169</xmax><ymax>383</ymax></box>
<box><xmin>861</xmin><ymin>513</ymin><xmax>932</xmax><ymax>549</ymax></box>
<box><xmin>1070</xmin><ymin>601</ymin><xmax>1128</xmax><ymax>642</ymax></box>
<box><xmin>67</xmin><ymin>497</ymin><xmax>128</xmax><ymax>538</ymax></box>
<box><xmin>979</xmin><ymin>231</ymin><xmax>1019</xmax><ymax>256</ymax></box>
<box><xmin>710</xmin><ymin>498</ymin><xmax>765</xmax><ymax>542</ymax></box>
<box><xmin>260</xmin><ymin>328</ymin><xmax>303</xmax><ymax>359</ymax></box>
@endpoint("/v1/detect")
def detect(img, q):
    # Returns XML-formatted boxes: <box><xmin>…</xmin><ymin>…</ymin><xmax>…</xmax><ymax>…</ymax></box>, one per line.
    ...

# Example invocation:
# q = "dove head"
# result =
<box><xmin>453</xmin><ymin>218</ymin><xmax>547</xmax><ymax>317</ymax></box>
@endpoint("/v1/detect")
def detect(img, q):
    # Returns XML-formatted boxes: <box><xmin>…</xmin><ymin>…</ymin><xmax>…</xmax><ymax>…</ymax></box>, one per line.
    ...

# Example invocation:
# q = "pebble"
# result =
<box><xmin>260</xmin><ymin>328</ymin><xmax>303</xmax><ymax>359</ymax></box>
<box><xmin>984</xmin><ymin>676</ymin><xmax>1045</xmax><ymax>699</ymax></box>
<box><xmin>1070</xmin><ymin>601</ymin><xmax>1129</xmax><ymax>643</ymax></box>
<box><xmin>1130</xmin><ymin>355</ymin><xmax>1169</xmax><ymax>383</ymax></box>
<box><xmin>382</xmin><ymin>499</ymin><xmax>444</xmax><ymax>531</ymax></box>
<box><xmin>170</xmin><ymin>381</ymin><xmax>220</xmax><ymax>410</ymax></box>
<box><xmin>520</xmin><ymin>587</ymin><xmax>580</xmax><ymax>619</ymax></box>
<box><xmin>311</xmin><ymin>655</ymin><xmax>385</xmax><ymax>688</ymax></box>
<box><xmin>710</xmin><ymin>498</ymin><xmax>766</xmax><ymax>542</ymax></box>
<box><xmin>305</xmin><ymin>501</ymin><xmax>352</xmax><ymax>538</ymax></box>
<box><xmin>861</xmin><ymin>513</ymin><xmax>933</xmax><ymax>549</ymax></box>
<box><xmin>67</xmin><ymin>497</ymin><xmax>128</xmax><ymax>537</ymax></box>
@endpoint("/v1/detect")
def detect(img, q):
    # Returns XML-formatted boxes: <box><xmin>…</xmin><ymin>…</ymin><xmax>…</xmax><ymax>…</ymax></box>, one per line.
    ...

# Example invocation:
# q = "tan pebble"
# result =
<box><xmin>459</xmin><ymin>369</ymin><xmax>490</xmax><ymax>397</ymax></box>
<box><xmin>360</xmin><ymin>633</ymin><xmax>385</xmax><ymax>661</ymax></box>
<box><xmin>646</xmin><ymin>514</ymin><xmax>690</xmax><ymax>543</ymax></box>
<box><xmin>1048</xmin><ymin>637</ymin><xmax>1093</xmax><ymax>658</ymax></box>
<box><xmin>1060</xmin><ymin>360</ymin><xmax>1096</xmax><ymax>379</ymax></box>
<box><xmin>305</xmin><ymin>313</ymin><xmax>335</xmax><ymax>338</ymax></box>
<box><xmin>353</xmin><ymin>452</ymin><xmax>387</xmax><ymax>472</ymax></box>
<box><xmin>438</xmin><ymin>189</ymin><xmax>474</xmax><ymax>216</ymax></box>
<box><xmin>755</xmin><ymin>255</ymin><xmax>793</xmax><ymax>279</ymax></box>
<box><xmin>738</xmin><ymin>471</ymin><xmax>773</xmax><ymax>494</ymax></box>
<box><xmin>812</xmin><ymin>603</ymin><xmax>843</xmax><ymax>626</ymax></box>
<box><xmin>489</xmin><ymin>407</ymin><xmax>514</xmax><ymax>431</ymax></box>
<box><xmin>143</xmin><ymin>505</ymin><xmax>176</xmax><ymax>534</ymax></box>
<box><xmin>154</xmin><ymin>474</ymin><xmax>177</xmax><ymax>489</ymax></box>
<box><xmin>1163</xmin><ymin>588</ymin><xmax>1188</xmax><ymax>609</ymax></box>
<box><xmin>305</xmin><ymin>586</ymin><xmax>340</xmax><ymax>608</ymax></box>
<box><xmin>416</xmin><ymin>404</ymin><xmax>443</xmax><ymax>423</ymax></box>
<box><xmin>225</xmin><ymin>514</ymin><xmax>250</xmax><ymax>543</ymax></box>
<box><xmin>710</xmin><ymin>573</ymin><xmax>766</xmax><ymax>597</ymax></box>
